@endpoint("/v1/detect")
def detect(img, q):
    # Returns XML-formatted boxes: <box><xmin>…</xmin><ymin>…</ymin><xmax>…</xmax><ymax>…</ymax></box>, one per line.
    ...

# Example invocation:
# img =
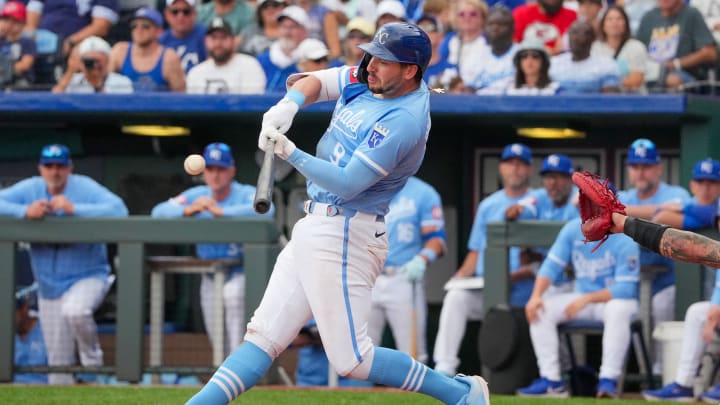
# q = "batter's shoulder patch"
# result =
<box><xmin>368</xmin><ymin>123</ymin><xmax>389</xmax><ymax>148</ymax></box>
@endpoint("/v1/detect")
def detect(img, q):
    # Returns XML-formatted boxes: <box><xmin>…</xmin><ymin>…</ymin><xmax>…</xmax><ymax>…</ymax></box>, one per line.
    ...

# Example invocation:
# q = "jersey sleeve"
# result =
<box><xmin>285</xmin><ymin>66</ymin><xmax>353</xmax><ymax>102</ymax></box>
<box><xmin>419</xmin><ymin>186</ymin><xmax>444</xmax><ymax>231</ymax></box>
<box><xmin>537</xmin><ymin>220</ymin><xmax>574</xmax><ymax>281</ymax></box>
<box><xmin>150</xmin><ymin>186</ymin><xmax>206</xmax><ymax>217</ymax></box>
<box><xmin>91</xmin><ymin>0</ymin><xmax>119</xmax><ymax>23</ymax></box>
<box><xmin>682</xmin><ymin>203</ymin><xmax>717</xmax><ymax>229</ymax></box>
<box><xmin>71</xmin><ymin>177</ymin><xmax>128</xmax><ymax>217</ymax></box>
<box><xmin>0</xmin><ymin>178</ymin><xmax>37</xmax><ymax>218</ymax></box>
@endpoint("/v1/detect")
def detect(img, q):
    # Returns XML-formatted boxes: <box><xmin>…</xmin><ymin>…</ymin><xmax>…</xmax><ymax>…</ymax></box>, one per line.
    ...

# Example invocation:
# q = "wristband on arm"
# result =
<box><xmin>623</xmin><ymin>216</ymin><xmax>669</xmax><ymax>254</ymax></box>
<box><xmin>419</xmin><ymin>247</ymin><xmax>438</xmax><ymax>263</ymax></box>
<box><xmin>285</xmin><ymin>89</ymin><xmax>306</xmax><ymax>107</ymax></box>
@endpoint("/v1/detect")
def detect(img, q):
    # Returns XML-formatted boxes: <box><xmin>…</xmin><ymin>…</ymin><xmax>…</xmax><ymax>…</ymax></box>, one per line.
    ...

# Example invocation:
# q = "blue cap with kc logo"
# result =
<box><xmin>692</xmin><ymin>158</ymin><xmax>720</xmax><ymax>181</ymax></box>
<box><xmin>627</xmin><ymin>138</ymin><xmax>660</xmax><ymax>165</ymax></box>
<box><xmin>501</xmin><ymin>143</ymin><xmax>532</xmax><ymax>165</ymax></box>
<box><xmin>39</xmin><ymin>144</ymin><xmax>71</xmax><ymax>165</ymax></box>
<box><xmin>203</xmin><ymin>142</ymin><xmax>234</xmax><ymax>167</ymax></box>
<box><xmin>541</xmin><ymin>153</ymin><xmax>573</xmax><ymax>175</ymax></box>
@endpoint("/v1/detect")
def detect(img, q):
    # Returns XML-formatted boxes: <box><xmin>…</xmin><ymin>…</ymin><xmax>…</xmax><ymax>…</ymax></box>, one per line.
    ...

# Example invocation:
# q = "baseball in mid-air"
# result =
<box><xmin>184</xmin><ymin>154</ymin><xmax>205</xmax><ymax>175</ymax></box>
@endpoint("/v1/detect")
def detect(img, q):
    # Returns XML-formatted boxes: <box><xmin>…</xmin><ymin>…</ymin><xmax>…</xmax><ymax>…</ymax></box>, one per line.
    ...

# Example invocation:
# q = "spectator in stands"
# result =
<box><xmin>375</xmin><ymin>0</ymin><xmax>406</xmax><ymax>29</ymax></box>
<box><xmin>295</xmin><ymin>0</ymin><xmax>340</xmax><ymax>60</ymax></box>
<box><xmin>642</xmin><ymin>268</ymin><xmax>720</xmax><ymax>402</ymax></box>
<box><xmin>618</xmin><ymin>138</ymin><xmax>693</xmax><ymax>375</ymax></box>
<box><xmin>320</xmin><ymin>0</ymin><xmax>376</xmax><ymax>29</ymax></box>
<box><xmin>186</xmin><ymin>17</ymin><xmax>266</xmax><ymax>94</ymax></box>
<box><xmin>151</xmin><ymin>142</ymin><xmax>274</xmax><ymax>358</ymax></box>
<box><xmin>500</xmin><ymin>38</ymin><xmax>559</xmax><ymax>95</ymax></box>
<box><xmin>197</xmin><ymin>0</ymin><xmax>255</xmax><ymax>48</ymax></box>
<box><xmin>422</xmin><ymin>0</ymin><xmax>451</xmax><ymax>32</ymax></box>
<box><xmin>616</xmin><ymin>0</ymin><xmax>656</xmax><ymax>35</ymax></box>
<box><xmin>418</xmin><ymin>14</ymin><xmax>455</xmax><ymax>90</ymax></box>
<box><xmin>651</xmin><ymin>158</ymin><xmax>720</xmax><ymax>230</ymax></box>
<box><xmin>238</xmin><ymin>0</ymin><xmax>287</xmax><ymax>56</ymax></box>
<box><xmin>110</xmin><ymin>7</ymin><xmax>185</xmax><ymax>92</ymax></box>
<box><xmin>550</xmin><ymin>20</ymin><xmax>621</xmax><ymax>93</ymax></box>
<box><xmin>160</xmin><ymin>0</ymin><xmax>207</xmax><ymax>74</ymax></box>
<box><xmin>295</xmin><ymin>37</ymin><xmax>334</xmax><ymax>72</ymax></box>
<box><xmin>591</xmin><ymin>5</ymin><xmax>648</xmax><ymax>93</ymax></box>
<box><xmin>433</xmin><ymin>143</ymin><xmax>535</xmax><ymax>377</ymax></box>
<box><xmin>512</xmin><ymin>0</ymin><xmax>577</xmax><ymax>55</ymax></box>
<box><xmin>577</xmin><ymin>0</ymin><xmax>603</xmax><ymax>36</ymax></box>
<box><xmin>54</xmin><ymin>36</ymin><xmax>133</xmax><ymax>93</ymax></box>
<box><xmin>691</xmin><ymin>0</ymin><xmax>720</xmax><ymax>44</ymax></box>
<box><xmin>0</xmin><ymin>2</ymin><xmax>36</xmax><ymax>89</ymax></box>
<box><xmin>14</xmin><ymin>284</ymin><xmax>47</xmax><ymax>384</ymax></box>
<box><xmin>257</xmin><ymin>5</ymin><xmax>308</xmax><ymax>93</ymax></box>
<box><xmin>517</xmin><ymin>214</ymin><xmax>640</xmax><ymax>399</ymax></box>
<box><xmin>446</xmin><ymin>0</ymin><xmax>489</xmax><ymax>92</ymax></box>
<box><xmin>339</xmin><ymin>17</ymin><xmax>373</xmax><ymax>67</ymax></box>
<box><xmin>636</xmin><ymin>0</ymin><xmax>717</xmax><ymax>91</ymax></box>
<box><xmin>25</xmin><ymin>0</ymin><xmax>118</xmax><ymax>57</ymax></box>
<box><xmin>473</xmin><ymin>5</ymin><xmax>518</xmax><ymax>95</ymax></box>
<box><xmin>0</xmin><ymin>144</ymin><xmax>128</xmax><ymax>385</ymax></box>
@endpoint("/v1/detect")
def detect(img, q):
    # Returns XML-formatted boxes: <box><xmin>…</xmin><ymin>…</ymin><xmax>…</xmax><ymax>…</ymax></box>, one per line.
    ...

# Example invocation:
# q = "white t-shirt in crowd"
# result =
<box><xmin>186</xmin><ymin>53</ymin><xmax>267</xmax><ymax>94</ymax></box>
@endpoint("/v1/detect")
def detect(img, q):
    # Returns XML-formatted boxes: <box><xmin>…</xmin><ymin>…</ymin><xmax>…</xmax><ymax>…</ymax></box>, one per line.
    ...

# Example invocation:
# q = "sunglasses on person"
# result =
<box><xmin>169</xmin><ymin>7</ymin><xmax>193</xmax><ymax>16</ymax></box>
<box><xmin>260</xmin><ymin>1</ymin><xmax>284</xmax><ymax>8</ymax></box>
<box><xmin>418</xmin><ymin>22</ymin><xmax>438</xmax><ymax>32</ymax></box>
<box><xmin>519</xmin><ymin>50</ymin><xmax>543</xmax><ymax>60</ymax></box>
<box><xmin>346</xmin><ymin>31</ymin><xmax>370</xmax><ymax>40</ymax></box>
<box><xmin>130</xmin><ymin>21</ymin><xmax>153</xmax><ymax>30</ymax></box>
<box><xmin>458</xmin><ymin>10</ymin><xmax>479</xmax><ymax>17</ymax></box>
<box><xmin>82</xmin><ymin>57</ymin><xmax>100</xmax><ymax>70</ymax></box>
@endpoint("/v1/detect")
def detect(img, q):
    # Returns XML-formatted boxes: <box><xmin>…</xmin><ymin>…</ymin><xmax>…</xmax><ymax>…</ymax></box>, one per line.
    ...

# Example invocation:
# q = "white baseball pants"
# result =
<box><xmin>674</xmin><ymin>301</ymin><xmax>711</xmax><ymax>386</ymax></box>
<box><xmin>38</xmin><ymin>277</ymin><xmax>110</xmax><ymax>385</ymax></box>
<box><xmin>652</xmin><ymin>285</ymin><xmax>676</xmax><ymax>374</ymax></box>
<box><xmin>529</xmin><ymin>293</ymin><xmax>638</xmax><ymax>381</ymax></box>
<box><xmin>200</xmin><ymin>273</ymin><xmax>245</xmax><ymax>356</ymax></box>
<box><xmin>432</xmin><ymin>288</ymin><xmax>484</xmax><ymax>376</ymax></box>
<box><xmin>368</xmin><ymin>272</ymin><xmax>428</xmax><ymax>363</ymax></box>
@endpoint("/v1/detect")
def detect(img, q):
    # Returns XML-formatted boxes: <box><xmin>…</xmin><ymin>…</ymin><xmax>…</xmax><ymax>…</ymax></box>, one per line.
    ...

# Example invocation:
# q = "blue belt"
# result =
<box><xmin>304</xmin><ymin>200</ymin><xmax>384</xmax><ymax>223</ymax></box>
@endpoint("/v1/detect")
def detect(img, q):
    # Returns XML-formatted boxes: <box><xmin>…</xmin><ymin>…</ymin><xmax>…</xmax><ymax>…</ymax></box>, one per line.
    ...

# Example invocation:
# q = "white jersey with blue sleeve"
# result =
<box><xmin>467</xmin><ymin>188</ymin><xmax>533</xmax><ymax>306</ymax></box>
<box><xmin>151</xmin><ymin>182</ymin><xmax>274</xmax><ymax>274</ymax></box>
<box><xmin>295</xmin><ymin>66</ymin><xmax>431</xmax><ymax>215</ymax></box>
<box><xmin>618</xmin><ymin>182</ymin><xmax>692</xmax><ymax>294</ymax></box>
<box><xmin>550</xmin><ymin>53</ymin><xmax>621</xmax><ymax>93</ymax></box>
<box><xmin>384</xmin><ymin>176</ymin><xmax>444</xmax><ymax>267</ymax></box>
<box><xmin>518</xmin><ymin>187</ymin><xmax>579</xmax><ymax>221</ymax></box>
<box><xmin>539</xmin><ymin>218</ymin><xmax>640</xmax><ymax>299</ymax></box>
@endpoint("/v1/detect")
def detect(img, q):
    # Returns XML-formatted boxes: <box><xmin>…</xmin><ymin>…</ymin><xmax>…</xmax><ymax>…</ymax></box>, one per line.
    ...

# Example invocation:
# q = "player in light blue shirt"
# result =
<box><xmin>433</xmin><ymin>143</ymin><xmax>534</xmax><ymax>378</ymax></box>
<box><xmin>151</xmin><ymin>142</ymin><xmax>274</xmax><ymax>356</ymax></box>
<box><xmin>0</xmin><ymin>144</ymin><xmax>127</xmax><ymax>385</ymax></box>
<box><xmin>518</xmin><ymin>217</ymin><xmax>640</xmax><ymax>398</ymax></box>
<box><xmin>14</xmin><ymin>285</ymin><xmax>47</xmax><ymax>384</ymax></box>
<box><xmin>188</xmin><ymin>22</ymin><xmax>491</xmax><ymax>405</ymax></box>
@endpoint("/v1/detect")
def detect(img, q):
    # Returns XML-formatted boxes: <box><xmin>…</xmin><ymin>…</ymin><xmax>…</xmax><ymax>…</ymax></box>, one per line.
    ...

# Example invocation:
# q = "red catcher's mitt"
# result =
<box><xmin>572</xmin><ymin>171</ymin><xmax>626</xmax><ymax>252</ymax></box>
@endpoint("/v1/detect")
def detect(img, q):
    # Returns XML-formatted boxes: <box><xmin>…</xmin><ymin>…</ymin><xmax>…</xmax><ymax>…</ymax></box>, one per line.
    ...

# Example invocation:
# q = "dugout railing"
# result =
<box><xmin>0</xmin><ymin>216</ymin><xmax>280</xmax><ymax>383</ymax></box>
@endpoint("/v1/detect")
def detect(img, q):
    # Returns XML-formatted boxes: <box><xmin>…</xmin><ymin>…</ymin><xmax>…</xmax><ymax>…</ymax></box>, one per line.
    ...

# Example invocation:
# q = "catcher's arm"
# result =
<box><xmin>611</xmin><ymin>212</ymin><xmax>720</xmax><ymax>268</ymax></box>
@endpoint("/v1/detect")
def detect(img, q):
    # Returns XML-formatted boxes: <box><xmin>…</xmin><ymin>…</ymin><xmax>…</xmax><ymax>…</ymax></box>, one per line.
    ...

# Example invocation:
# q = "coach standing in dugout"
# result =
<box><xmin>0</xmin><ymin>144</ymin><xmax>128</xmax><ymax>385</ymax></box>
<box><xmin>187</xmin><ymin>22</ymin><xmax>490</xmax><ymax>405</ymax></box>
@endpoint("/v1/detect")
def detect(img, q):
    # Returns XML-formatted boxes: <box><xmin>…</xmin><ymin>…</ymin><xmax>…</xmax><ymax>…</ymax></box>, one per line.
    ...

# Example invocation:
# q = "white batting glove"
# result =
<box><xmin>402</xmin><ymin>255</ymin><xmax>427</xmax><ymax>282</ymax></box>
<box><xmin>262</xmin><ymin>97</ymin><xmax>299</xmax><ymax>135</ymax></box>
<box><xmin>265</xmin><ymin>131</ymin><xmax>296</xmax><ymax>160</ymax></box>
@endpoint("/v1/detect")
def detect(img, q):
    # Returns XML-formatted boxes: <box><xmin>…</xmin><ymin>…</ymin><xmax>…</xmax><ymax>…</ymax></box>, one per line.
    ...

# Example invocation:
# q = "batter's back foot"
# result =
<box><xmin>453</xmin><ymin>374</ymin><xmax>490</xmax><ymax>405</ymax></box>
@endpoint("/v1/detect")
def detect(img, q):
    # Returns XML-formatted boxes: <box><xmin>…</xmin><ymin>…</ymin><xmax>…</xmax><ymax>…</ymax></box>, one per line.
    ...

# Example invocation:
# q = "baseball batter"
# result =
<box><xmin>151</xmin><ymin>142</ymin><xmax>275</xmax><ymax>356</ymax></box>
<box><xmin>518</xmin><ymin>217</ymin><xmax>641</xmax><ymax>398</ymax></box>
<box><xmin>186</xmin><ymin>22</ymin><xmax>489</xmax><ymax>405</ymax></box>
<box><xmin>643</xmin><ymin>270</ymin><xmax>720</xmax><ymax>402</ymax></box>
<box><xmin>368</xmin><ymin>176</ymin><xmax>446</xmax><ymax>364</ymax></box>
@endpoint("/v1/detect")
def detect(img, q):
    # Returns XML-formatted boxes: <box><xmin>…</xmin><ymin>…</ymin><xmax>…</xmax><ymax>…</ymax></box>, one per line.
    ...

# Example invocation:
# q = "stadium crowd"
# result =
<box><xmin>0</xmin><ymin>0</ymin><xmax>716</xmax><ymax>93</ymax></box>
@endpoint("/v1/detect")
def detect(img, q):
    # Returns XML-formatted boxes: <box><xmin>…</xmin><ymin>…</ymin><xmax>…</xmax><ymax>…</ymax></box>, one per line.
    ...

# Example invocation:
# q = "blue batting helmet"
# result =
<box><xmin>356</xmin><ymin>22</ymin><xmax>431</xmax><ymax>84</ymax></box>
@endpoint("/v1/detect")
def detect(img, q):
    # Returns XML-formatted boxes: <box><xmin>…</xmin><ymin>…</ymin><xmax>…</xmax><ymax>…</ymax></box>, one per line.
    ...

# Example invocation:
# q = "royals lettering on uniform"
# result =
<box><xmin>330</xmin><ymin>107</ymin><xmax>366</xmax><ymax>139</ymax></box>
<box><xmin>572</xmin><ymin>248</ymin><xmax>616</xmax><ymax>281</ymax></box>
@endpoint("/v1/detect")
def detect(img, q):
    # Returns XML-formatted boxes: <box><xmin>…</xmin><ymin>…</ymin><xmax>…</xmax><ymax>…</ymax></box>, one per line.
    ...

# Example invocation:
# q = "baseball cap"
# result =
<box><xmin>166</xmin><ymin>0</ymin><xmax>196</xmax><ymax>7</ymax></box>
<box><xmin>376</xmin><ymin>0</ymin><xmax>406</xmax><ymax>20</ymax></box>
<box><xmin>133</xmin><ymin>7</ymin><xmax>163</xmax><ymax>27</ymax></box>
<box><xmin>277</xmin><ymin>5</ymin><xmax>309</xmax><ymax>29</ymax></box>
<box><xmin>206</xmin><ymin>17</ymin><xmax>232</xmax><ymax>36</ymax></box>
<box><xmin>346</xmin><ymin>17</ymin><xmax>375</xmax><ymax>38</ymax></box>
<box><xmin>540</xmin><ymin>153</ymin><xmax>573</xmax><ymax>176</ymax></box>
<box><xmin>627</xmin><ymin>138</ymin><xmax>660</xmax><ymax>165</ymax></box>
<box><xmin>416</xmin><ymin>14</ymin><xmax>442</xmax><ymax>33</ymax></box>
<box><xmin>39</xmin><ymin>144</ymin><xmax>71</xmax><ymax>165</ymax></box>
<box><xmin>692</xmin><ymin>158</ymin><xmax>720</xmax><ymax>181</ymax></box>
<box><xmin>297</xmin><ymin>38</ymin><xmax>329</xmax><ymax>61</ymax></box>
<box><xmin>78</xmin><ymin>36</ymin><xmax>112</xmax><ymax>57</ymax></box>
<box><xmin>0</xmin><ymin>1</ymin><xmax>26</xmax><ymax>23</ymax></box>
<box><xmin>501</xmin><ymin>143</ymin><xmax>532</xmax><ymax>165</ymax></box>
<box><xmin>203</xmin><ymin>142</ymin><xmax>234</xmax><ymax>168</ymax></box>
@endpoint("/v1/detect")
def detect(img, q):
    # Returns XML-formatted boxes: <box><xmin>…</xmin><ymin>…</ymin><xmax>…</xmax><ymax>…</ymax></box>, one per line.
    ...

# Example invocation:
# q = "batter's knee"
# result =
<box><xmin>338</xmin><ymin>349</ymin><xmax>375</xmax><ymax>380</ymax></box>
<box><xmin>244</xmin><ymin>329</ymin><xmax>284</xmax><ymax>360</ymax></box>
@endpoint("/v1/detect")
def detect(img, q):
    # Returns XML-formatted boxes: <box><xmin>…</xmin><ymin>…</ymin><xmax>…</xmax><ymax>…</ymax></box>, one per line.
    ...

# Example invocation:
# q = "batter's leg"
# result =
<box><xmin>367</xmin><ymin>274</ymin><xmax>389</xmax><ymax>348</ymax></box>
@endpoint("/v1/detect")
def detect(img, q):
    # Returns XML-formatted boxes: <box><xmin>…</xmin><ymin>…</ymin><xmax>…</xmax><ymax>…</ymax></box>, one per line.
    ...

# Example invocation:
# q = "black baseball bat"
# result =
<box><xmin>253</xmin><ymin>139</ymin><xmax>276</xmax><ymax>214</ymax></box>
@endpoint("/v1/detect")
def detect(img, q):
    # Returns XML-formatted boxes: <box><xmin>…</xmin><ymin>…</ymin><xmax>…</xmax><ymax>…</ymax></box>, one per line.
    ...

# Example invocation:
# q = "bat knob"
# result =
<box><xmin>254</xmin><ymin>200</ymin><xmax>270</xmax><ymax>214</ymax></box>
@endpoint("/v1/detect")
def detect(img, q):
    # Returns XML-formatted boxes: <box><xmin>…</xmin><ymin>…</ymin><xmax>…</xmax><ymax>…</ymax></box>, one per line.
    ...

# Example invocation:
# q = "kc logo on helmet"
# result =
<box><xmin>378</xmin><ymin>32</ymin><xmax>389</xmax><ymax>44</ymax></box>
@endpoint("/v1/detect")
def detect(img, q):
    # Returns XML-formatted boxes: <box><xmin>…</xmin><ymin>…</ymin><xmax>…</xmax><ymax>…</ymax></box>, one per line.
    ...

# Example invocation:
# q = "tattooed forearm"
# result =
<box><xmin>659</xmin><ymin>228</ymin><xmax>720</xmax><ymax>268</ymax></box>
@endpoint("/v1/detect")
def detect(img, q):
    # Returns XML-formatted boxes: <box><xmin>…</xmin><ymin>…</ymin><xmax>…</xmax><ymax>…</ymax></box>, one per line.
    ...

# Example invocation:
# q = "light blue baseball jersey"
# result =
<box><xmin>468</xmin><ymin>188</ymin><xmax>533</xmax><ymax>306</ymax></box>
<box><xmin>151</xmin><ymin>182</ymin><xmax>274</xmax><ymax>274</ymax></box>
<box><xmin>618</xmin><ymin>182</ymin><xmax>692</xmax><ymax>294</ymax></box>
<box><xmin>0</xmin><ymin>175</ymin><xmax>128</xmax><ymax>299</ymax></box>
<box><xmin>518</xmin><ymin>187</ymin><xmax>579</xmax><ymax>221</ymax></box>
<box><xmin>14</xmin><ymin>322</ymin><xmax>47</xmax><ymax>384</ymax></box>
<box><xmin>384</xmin><ymin>176</ymin><xmax>444</xmax><ymax>267</ymax></box>
<box><xmin>550</xmin><ymin>53</ymin><xmax>621</xmax><ymax>93</ymax></box>
<box><xmin>539</xmin><ymin>218</ymin><xmax>640</xmax><ymax>299</ymax></box>
<box><xmin>289</xmin><ymin>66</ymin><xmax>431</xmax><ymax>215</ymax></box>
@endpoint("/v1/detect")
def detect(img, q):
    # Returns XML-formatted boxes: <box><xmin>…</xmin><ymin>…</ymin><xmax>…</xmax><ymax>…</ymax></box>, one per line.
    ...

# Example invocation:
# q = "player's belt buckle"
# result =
<box><xmin>383</xmin><ymin>266</ymin><xmax>400</xmax><ymax>276</ymax></box>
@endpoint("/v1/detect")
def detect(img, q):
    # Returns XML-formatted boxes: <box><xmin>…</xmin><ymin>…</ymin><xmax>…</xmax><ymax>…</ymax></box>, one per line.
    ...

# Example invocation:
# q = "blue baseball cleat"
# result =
<box><xmin>701</xmin><ymin>382</ymin><xmax>720</xmax><ymax>403</ymax></box>
<box><xmin>454</xmin><ymin>374</ymin><xmax>490</xmax><ymax>405</ymax></box>
<box><xmin>642</xmin><ymin>382</ymin><xmax>694</xmax><ymax>402</ymax></box>
<box><xmin>517</xmin><ymin>377</ymin><xmax>569</xmax><ymax>398</ymax></box>
<box><xmin>596</xmin><ymin>377</ymin><xmax>619</xmax><ymax>399</ymax></box>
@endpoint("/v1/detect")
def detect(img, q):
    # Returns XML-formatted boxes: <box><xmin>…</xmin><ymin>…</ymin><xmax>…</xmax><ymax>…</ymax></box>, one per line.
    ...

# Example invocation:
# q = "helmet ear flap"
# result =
<box><xmin>356</xmin><ymin>53</ymin><xmax>372</xmax><ymax>84</ymax></box>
